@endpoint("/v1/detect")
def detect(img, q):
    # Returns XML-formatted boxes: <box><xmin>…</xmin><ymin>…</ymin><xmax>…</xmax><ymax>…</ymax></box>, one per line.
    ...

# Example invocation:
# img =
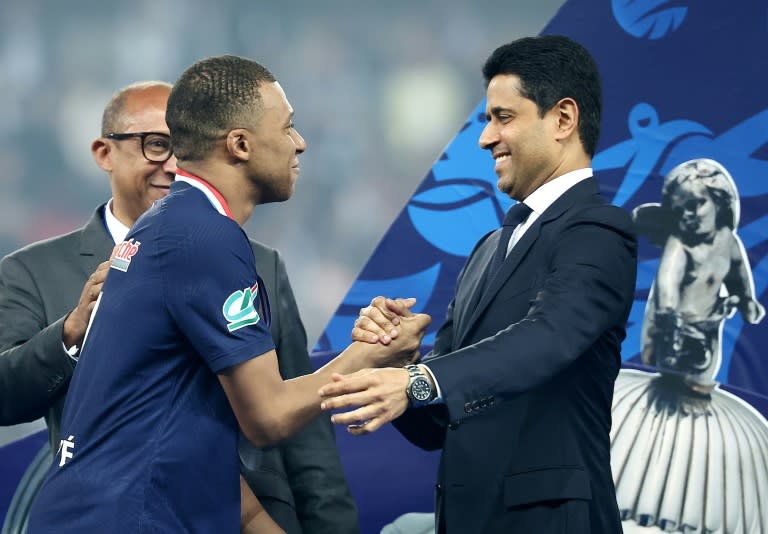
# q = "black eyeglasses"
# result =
<box><xmin>105</xmin><ymin>132</ymin><xmax>173</xmax><ymax>163</ymax></box>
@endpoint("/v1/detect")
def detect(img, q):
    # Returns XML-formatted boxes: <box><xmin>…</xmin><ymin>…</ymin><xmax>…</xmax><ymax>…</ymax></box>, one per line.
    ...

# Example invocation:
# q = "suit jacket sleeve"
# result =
<box><xmin>390</xmin><ymin>231</ymin><xmax>492</xmax><ymax>451</ymax></box>
<box><xmin>428</xmin><ymin>206</ymin><xmax>637</xmax><ymax>421</ymax></box>
<box><xmin>267</xmin><ymin>250</ymin><xmax>359</xmax><ymax>534</ymax></box>
<box><xmin>391</xmin><ymin>298</ymin><xmax>454</xmax><ymax>451</ymax></box>
<box><xmin>0</xmin><ymin>253</ymin><xmax>76</xmax><ymax>424</ymax></box>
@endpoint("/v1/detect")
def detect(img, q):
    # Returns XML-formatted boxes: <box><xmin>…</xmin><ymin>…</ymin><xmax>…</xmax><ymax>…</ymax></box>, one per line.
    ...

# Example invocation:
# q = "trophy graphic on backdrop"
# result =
<box><xmin>612</xmin><ymin>159</ymin><xmax>767</xmax><ymax>533</ymax></box>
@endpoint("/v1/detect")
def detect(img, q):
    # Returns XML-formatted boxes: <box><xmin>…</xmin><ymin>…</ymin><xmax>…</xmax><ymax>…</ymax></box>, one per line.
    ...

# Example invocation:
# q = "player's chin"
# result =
<box><xmin>285</xmin><ymin>174</ymin><xmax>298</xmax><ymax>196</ymax></box>
<box><xmin>263</xmin><ymin>186</ymin><xmax>294</xmax><ymax>204</ymax></box>
<box><xmin>282</xmin><ymin>185</ymin><xmax>296</xmax><ymax>202</ymax></box>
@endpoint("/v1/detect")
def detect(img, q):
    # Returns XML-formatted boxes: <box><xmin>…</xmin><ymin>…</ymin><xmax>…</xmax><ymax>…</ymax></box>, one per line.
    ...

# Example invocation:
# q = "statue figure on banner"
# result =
<box><xmin>634</xmin><ymin>157</ymin><xmax>765</xmax><ymax>390</ymax></box>
<box><xmin>612</xmin><ymin>158</ymin><xmax>768</xmax><ymax>534</ymax></box>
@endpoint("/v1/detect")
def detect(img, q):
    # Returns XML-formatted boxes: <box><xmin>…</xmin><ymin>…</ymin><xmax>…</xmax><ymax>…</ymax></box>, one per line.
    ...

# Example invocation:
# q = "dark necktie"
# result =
<box><xmin>489</xmin><ymin>202</ymin><xmax>532</xmax><ymax>276</ymax></box>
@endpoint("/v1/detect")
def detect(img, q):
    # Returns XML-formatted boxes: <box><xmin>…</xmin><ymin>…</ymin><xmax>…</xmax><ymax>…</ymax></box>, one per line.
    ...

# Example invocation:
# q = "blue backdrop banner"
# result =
<box><xmin>317</xmin><ymin>1</ymin><xmax>768</xmax><ymax>532</ymax></box>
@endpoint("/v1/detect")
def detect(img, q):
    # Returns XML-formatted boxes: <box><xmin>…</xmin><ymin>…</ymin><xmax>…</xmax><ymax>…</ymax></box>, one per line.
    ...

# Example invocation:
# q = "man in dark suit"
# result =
<box><xmin>0</xmin><ymin>81</ymin><xmax>359</xmax><ymax>534</ymax></box>
<box><xmin>319</xmin><ymin>36</ymin><xmax>637</xmax><ymax>533</ymax></box>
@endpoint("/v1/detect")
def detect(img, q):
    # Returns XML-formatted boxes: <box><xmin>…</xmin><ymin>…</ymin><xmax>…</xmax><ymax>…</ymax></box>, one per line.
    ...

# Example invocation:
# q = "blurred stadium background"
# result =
<box><xmin>0</xmin><ymin>0</ymin><xmax>564</xmax><ymax>348</ymax></box>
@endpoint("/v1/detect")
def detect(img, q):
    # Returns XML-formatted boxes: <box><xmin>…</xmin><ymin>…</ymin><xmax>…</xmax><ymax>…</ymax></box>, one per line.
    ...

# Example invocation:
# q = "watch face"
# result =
<box><xmin>410</xmin><ymin>377</ymin><xmax>432</xmax><ymax>401</ymax></box>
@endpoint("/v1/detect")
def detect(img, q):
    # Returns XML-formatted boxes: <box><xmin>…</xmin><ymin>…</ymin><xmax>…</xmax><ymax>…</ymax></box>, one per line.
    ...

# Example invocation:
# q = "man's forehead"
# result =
<box><xmin>487</xmin><ymin>74</ymin><xmax>523</xmax><ymax>93</ymax></box>
<box><xmin>120</xmin><ymin>107</ymin><xmax>168</xmax><ymax>131</ymax></box>
<box><xmin>121</xmin><ymin>88</ymin><xmax>170</xmax><ymax>131</ymax></box>
<box><xmin>485</xmin><ymin>74</ymin><xmax>526</xmax><ymax>109</ymax></box>
<box><xmin>124</xmin><ymin>85</ymin><xmax>170</xmax><ymax>108</ymax></box>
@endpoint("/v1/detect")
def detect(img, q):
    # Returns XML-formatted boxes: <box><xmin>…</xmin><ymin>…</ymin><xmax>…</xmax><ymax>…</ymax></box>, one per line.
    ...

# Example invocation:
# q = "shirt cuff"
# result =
<box><xmin>420</xmin><ymin>364</ymin><xmax>444</xmax><ymax>404</ymax></box>
<box><xmin>63</xmin><ymin>341</ymin><xmax>80</xmax><ymax>362</ymax></box>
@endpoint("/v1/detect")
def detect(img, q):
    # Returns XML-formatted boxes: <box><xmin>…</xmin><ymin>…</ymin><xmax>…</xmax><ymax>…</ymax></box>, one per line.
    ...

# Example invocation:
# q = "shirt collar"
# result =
<box><xmin>523</xmin><ymin>168</ymin><xmax>593</xmax><ymax>215</ymax></box>
<box><xmin>103</xmin><ymin>199</ymin><xmax>131</xmax><ymax>243</ymax></box>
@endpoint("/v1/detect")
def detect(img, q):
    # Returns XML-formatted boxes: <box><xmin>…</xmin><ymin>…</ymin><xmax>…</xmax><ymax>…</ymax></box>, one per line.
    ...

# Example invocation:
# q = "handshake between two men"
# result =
<box><xmin>319</xmin><ymin>297</ymin><xmax>432</xmax><ymax>435</ymax></box>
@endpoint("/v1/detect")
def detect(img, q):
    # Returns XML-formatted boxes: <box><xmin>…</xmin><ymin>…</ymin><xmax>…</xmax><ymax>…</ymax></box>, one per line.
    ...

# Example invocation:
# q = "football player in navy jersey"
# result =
<box><xmin>27</xmin><ymin>56</ymin><xmax>430</xmax><ymax>534</ymax></box>
<box><xmin>1</xmin><ymin>79</ymin><xmax>358</xmax><ymax>533</ymax></box>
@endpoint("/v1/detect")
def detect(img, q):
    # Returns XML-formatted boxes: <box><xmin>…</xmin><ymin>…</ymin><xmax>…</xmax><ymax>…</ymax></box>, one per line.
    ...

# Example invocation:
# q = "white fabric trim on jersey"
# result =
<box><xmin>175</xmin><ymin>175</ymin><xmax>228</xmax><ymax>217</ymax></box>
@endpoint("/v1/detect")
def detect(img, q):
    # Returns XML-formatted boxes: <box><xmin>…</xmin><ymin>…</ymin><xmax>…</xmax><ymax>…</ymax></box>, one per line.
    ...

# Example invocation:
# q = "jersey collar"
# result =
<box><xmin>174</xmin><ymin>168</ymin><xmax>235</xmax><ymax>220</ymax></box>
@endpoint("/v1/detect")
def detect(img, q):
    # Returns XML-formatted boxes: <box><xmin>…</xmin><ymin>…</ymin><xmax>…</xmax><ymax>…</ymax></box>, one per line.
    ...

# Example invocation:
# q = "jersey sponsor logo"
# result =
<box><xmin>56</xmin><ymin>435</ymin><xmax>75</xmax><ymax>466</ymax></box>
<box><xmin>111</xmin><ymin>238</ymin><xmax>141</xmax><ymax>272</ymax></box>
<box><xmin>222</xmin><ymin>283</ymin><xmax>261</xmax><ymax>332</ymax></box>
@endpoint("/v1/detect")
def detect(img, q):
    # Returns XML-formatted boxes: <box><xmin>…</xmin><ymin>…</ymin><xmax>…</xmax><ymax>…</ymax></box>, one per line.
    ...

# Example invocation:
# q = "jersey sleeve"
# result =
<box><xmin>160</xmin><ymin>219</ymin><xmax>275</xmax><ymax>373</ymax></box>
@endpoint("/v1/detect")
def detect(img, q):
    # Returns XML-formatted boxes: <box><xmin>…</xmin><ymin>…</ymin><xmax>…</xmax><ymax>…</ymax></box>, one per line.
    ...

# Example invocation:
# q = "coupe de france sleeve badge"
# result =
<box><xmin>222</xmin><ymin>282</ymin><xmax>261</xmax><ymax>332</ymax></box>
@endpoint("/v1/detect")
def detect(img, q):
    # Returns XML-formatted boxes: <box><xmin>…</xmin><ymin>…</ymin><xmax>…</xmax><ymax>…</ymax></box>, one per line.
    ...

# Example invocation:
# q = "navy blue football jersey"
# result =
<box><xmin>28</xmin><ymin>173</ymin><xmax>275</xmax><ymax>533</ymax></box>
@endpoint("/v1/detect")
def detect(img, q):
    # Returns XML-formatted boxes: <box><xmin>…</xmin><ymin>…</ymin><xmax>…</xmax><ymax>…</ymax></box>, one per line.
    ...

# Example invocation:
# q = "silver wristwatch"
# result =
<box><xmin>405</xmin><ymin>364</ymin><xmax>435</xmax><ymax>407</ymax></box>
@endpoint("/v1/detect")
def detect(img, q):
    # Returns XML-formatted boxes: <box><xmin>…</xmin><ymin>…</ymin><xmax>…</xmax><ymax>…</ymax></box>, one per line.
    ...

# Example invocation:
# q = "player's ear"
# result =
<box><xmin>226</xmin><ymin>129</ymin><xmax>251</xmax><ymax>162</ymax></box>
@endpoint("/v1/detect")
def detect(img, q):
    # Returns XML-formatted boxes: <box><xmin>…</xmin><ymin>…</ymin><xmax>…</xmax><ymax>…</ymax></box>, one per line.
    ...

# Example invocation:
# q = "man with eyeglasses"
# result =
<box><xmin>0</xmin><ymin>81</ymin><xmax>175</xmax><ymax>445</ymax></box>
<box><xmin>0</xmin><ymin>80</ymin><xmax>360</xmax><ymax>533</ymax></box>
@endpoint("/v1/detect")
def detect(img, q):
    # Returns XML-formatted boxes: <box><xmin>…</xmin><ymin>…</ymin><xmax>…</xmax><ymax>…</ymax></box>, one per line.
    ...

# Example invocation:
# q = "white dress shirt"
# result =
<box><xmin>104</xmin><ymin>198</ymin><xmax>131</xmax><ymax>244</ymax></box>
<box><xmin>504</xmin><ymin>167</ymin><xmax>593</xmax><ymax>256</ymax></box>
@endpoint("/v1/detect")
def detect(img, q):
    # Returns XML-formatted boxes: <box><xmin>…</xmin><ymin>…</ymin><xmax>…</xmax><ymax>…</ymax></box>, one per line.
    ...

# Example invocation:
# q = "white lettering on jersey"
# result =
<box><xmin>57</xmin><ymin>435</ymin><xmax>75</xmax><ymax>466</ymax></box>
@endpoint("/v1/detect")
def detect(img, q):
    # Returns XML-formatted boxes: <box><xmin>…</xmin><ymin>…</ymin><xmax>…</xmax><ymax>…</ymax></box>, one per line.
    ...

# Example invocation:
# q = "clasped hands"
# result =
<box><xmin>319</xmin><ymin>297</ymin><xmax>431</xmax><ymax>435</ymax></box>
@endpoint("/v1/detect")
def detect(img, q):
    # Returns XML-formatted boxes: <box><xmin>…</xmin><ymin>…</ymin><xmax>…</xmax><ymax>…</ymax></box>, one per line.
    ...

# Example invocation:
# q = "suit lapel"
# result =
<box><xmin>455</xmin><ymin>178</ymin><xmax>600</xmax><ymax>347</ymax></box>
<box><xmin>452</xmin><ymin>237</ymin><xmax>496</xmax><ymax>341</ymax></box>
<box><xmin>458</xmin><ymin>222</ymin><xmax>542</xmax><ymax>347</ymax></box>
<box><xmin>77</xmin><ymin>204</ymin><xmax>115</xmax><ymax>278</ymax></box>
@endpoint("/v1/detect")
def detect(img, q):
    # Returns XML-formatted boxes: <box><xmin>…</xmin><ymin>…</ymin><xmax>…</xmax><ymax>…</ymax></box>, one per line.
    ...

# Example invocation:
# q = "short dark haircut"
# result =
<box><xmin>166</xmin><ymin>55</ymin><xmax>276</xmax><ymax>161</ymax></box>
<box><xmin>101</xmin><ymin>81</ymin><xmax>172</xmax><ymax>136</ymax></box>
<box><xmin>482</xmin><ymin>35</ymin><xmax>602</xmax><ymax>157</ymax></box>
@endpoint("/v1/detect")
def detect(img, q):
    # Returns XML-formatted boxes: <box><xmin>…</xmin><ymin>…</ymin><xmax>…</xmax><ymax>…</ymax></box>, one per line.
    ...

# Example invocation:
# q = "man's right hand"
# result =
<box><xmin>352</xmin><ymin>296</ymin><xmax>417</xmax><ymax>345</ymax></box>
<box><xmin>62</xmin><ymin>260</ymin><xmax>111</xmax><ymax>349</ymax></box>
<box><xmin>360</xmin><ymin>310</ymin><xmax>431</xmax><ymax>368</ymax></box>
